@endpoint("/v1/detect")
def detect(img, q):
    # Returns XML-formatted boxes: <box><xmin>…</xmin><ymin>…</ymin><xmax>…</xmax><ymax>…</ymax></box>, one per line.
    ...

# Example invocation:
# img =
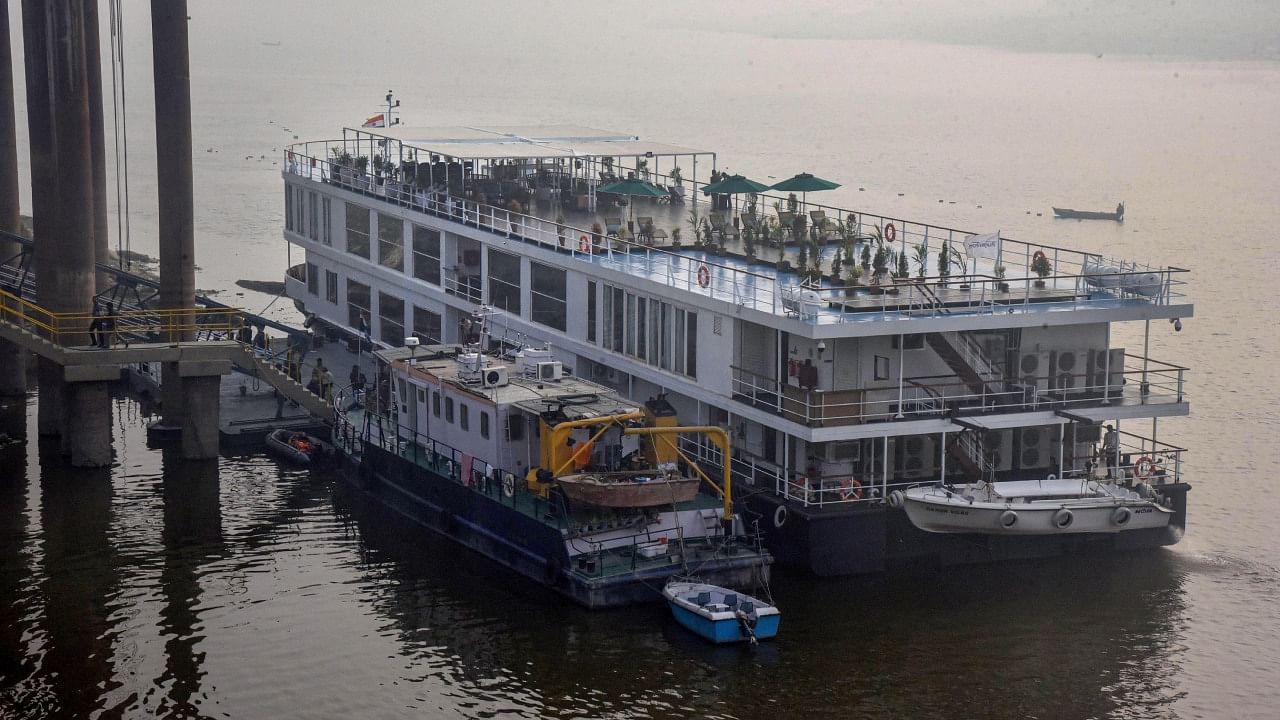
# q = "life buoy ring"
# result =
<box><xmin>1053</xmin><ymin>508</ymin><xmax>1074</xmax><ymax>529</ymax></box>
<box><xmin>1134</xmin><ymin>456</ymin><xmax>1155</xmax><ymax>479</ymax></box>
<box><xmin>999</xmin><ymin>510</ymin><xmax>1018</xmax><ymax>528</ymax></box>
<box><xmin>773</xmin><ymin>505</ymin><xmax>788</xmax><ymax>528</ymax></box>
<box><xmin>697</xmin><ymin>264</ymin><xmax>711</xmax><ymax>288</ymax></box>
<box><xmin>502</xmin><ymin>472</ymin><xmax>515</xmax><ymax>498</ymax></box>
<box><xmin>579</xmin><ymin>234</ymin><xmax>591</xmax><ymax>253</ymax></box>
<box><xmin>1047</xmin><ymin>473</ymin><xmax>1057</xmax><ymax>480</ymax></box>
<box><xmin>839</xmin><ymin>478</ymin><xmax>863</xmax><ymax>501</ymax></box>
<box><xmin>1112</xmin><ymin>506</ymin><xmax>1132</xmax><ymax>527</ymax></box>
<box><xmin>884</xmin><ymin>222</ymin><xmax>897</xmax><ymax>242</ymax></box>
<box><xmin>888</xmin><ymin>490</ymin><xmax>905</xmax><ymax>509</ymax></box>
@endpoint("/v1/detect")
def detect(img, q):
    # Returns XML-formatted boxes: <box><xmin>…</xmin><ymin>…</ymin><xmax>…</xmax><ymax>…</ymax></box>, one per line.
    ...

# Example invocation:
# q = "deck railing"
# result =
<box><xmin>284</xmin><ymin>144</ymin><xmax>1189</xmax><ymax>324</ymax></box>
<box><xmin>729</xmin><ymin>355</ymin><xmax>1186</xmax><ymax>427</ymax></box>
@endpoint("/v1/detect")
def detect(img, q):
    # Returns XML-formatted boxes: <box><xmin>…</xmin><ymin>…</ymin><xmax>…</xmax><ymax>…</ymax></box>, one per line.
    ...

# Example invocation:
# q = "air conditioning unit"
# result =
<box><xmin>481</xmin><ymin>366</ymin><xmax>509</xmax><ymax>388</ymax></box>
<box><xmin>1017</xmin><ymin>426</ymin><xmax>1055</xmax><ymax>469</ymax></box>
<box><xmin>1051</xmin><ymin>350</ymin><xmax>1083</xmax><ymax>395</ymax></box>
<box><xmin>537</xmin><ymin>361</ymin><xmax>563</xmax><ymax>381</ymax></box>
<box><xmin>1088</xmin><ymin>348</ymin><xmax>1127</xmax><ymax>394</ymax></box>
<box><xmin>983</xmin><ymin>429</ymin><xmax>1014</xmax><ymax>472</ymax></box>
<box><xmin>900</xmin><ymin>435</ymin><xmax>936</xmax><ymax>479</ymax></box>
<box><xmin>1018</xmin><ymin>352</ymin><xmax>1051</xmax><ymax>392</ymax></box>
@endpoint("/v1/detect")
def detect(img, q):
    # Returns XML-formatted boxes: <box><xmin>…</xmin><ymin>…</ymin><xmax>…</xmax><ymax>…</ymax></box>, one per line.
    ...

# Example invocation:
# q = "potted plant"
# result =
<box><xmin>671</xmin><ymin>227</ymin><xmax>682</xmax><ymax>248</ymax></box>
<box><xmin>1031</xmin><ymin>251</ymin><xmax>1053</xmax><ymax>288</ymax></box>
<box><xmin>591</xmin><ymin>222</ymin><xmax>604</xmax><ymax>252</ymax></box>
<box><xmin>353</xmin><ymin>155</ymin><xmax>370</xmax><ymax>190</ymax></box>
<box><xmin>912</xmin><ymin>243</ymin><xmax>928</xmax><ymax>281</ymax></box>
<box><xmin>687</xmin><ymin>208</ymin><xmax>702</xmax><ymax>247</ymax></box>
<box><xmin>860</xmin><ymin>242</ymin><xmax>871</xmax><ymax>275</ymax></box>
<box><xmin>669</xmin><ymin>166</ymin><xmax>685</xmax><ymax>199</ymax></box>
<box><xmin>895</xmin><ymin>248</ymin><xmax>910</xmax><ymax>283</ymax></box>
<box><xmin>845</xmin><ymin>263</ymin><xmax>863</xmax><ymax>296</ymax></box>
<box><xmin>937</xmin><ymin>239</ymin><xmax>951</xmax><ymax>283</ymax></box>
<box><xmin>830</xmin><ymin>249</ymin><xmax>843</xmax><ymax>282</ymax></box>
<box><xmin>871</xmin><ymin>243</ymin><xmax>889</xmax><ymax>284</ymax></box>
<box><xmin>994</xmin><ymin>265</ymin><xmax>1009</xmax><ymax>292</ymax></box>
<box><xmin>743</xmin><ymin>226</ymin><xmax>757</xmax><ymax>260</ymax></box>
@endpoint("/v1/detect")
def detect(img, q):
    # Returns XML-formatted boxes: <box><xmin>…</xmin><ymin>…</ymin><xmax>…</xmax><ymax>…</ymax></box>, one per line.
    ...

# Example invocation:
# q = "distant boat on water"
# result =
<box><xmin>1053</xmin><ymin>202</ymin><xmax>1124</xmax><ymax>221</ymax></box>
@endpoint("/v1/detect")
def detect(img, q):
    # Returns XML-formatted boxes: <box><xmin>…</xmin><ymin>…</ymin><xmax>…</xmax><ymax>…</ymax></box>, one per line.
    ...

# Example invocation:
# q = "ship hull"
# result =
<box><xmin>745</xmin><ymin>483</ymin><xmax>1188</xmax><ymax>576</ymax></box>
<box><xmin>346</xmin><ymin>443</ymin><xmax>766</xmax><ymax>608</ymax></box>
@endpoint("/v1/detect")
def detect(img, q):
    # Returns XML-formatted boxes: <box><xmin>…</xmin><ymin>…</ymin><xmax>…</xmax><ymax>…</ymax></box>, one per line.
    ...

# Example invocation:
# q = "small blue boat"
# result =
<box><xmin>663</xmin><ymin>581</ymin><xmax>780</xmax><ymax>644</ymax></box>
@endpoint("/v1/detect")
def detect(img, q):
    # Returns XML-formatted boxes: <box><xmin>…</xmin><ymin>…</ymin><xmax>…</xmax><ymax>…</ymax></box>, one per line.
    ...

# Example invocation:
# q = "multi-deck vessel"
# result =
<box><xmin>282</xmin><ymin>121</ymin><xmax>1192</xmax><ymax>578</ymax></box>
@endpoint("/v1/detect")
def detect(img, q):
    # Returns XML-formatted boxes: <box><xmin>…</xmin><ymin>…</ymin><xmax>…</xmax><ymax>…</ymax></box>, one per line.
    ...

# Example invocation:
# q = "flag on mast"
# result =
<box><xmin>361</xmin><ymin>113</ymin><xmax>386</xmax><ymax>128</ymax></box>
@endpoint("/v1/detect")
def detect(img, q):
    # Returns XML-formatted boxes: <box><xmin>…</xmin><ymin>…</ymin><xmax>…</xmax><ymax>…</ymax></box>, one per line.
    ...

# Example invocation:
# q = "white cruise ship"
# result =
<box><xmin>281</xmin><ymin>121</ymin><xmax>1192</xmax><ymax>575</ymax></box>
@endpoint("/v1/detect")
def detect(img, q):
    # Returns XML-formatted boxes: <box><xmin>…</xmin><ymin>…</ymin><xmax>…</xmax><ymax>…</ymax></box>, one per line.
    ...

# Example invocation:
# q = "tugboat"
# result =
<box><xmin>330</xmin><ymin>310</ymin><xmax>771</xmax><ymax>609</ymax></box>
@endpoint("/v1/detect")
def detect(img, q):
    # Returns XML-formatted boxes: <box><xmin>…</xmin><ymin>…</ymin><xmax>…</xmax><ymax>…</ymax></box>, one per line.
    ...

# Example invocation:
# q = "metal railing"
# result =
<box><xmin>729</xmin><ymin>357</ymin><xmax>1187</xmax><ymax>427</ymax></box>
<box><xmin>1</xmin><ymin>286</ymin><xmax>242</xmax><ymax>347</ymax></box>
<box><xmin>285</xmin><ymin>144</ymin><xmax>1190</xmax><ymax>325</ymax></box>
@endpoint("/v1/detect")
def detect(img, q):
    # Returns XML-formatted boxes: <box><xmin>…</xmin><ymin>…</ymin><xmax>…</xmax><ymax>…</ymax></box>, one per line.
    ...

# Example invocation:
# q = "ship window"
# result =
<box><xmin>530</xmin><ymin>262</ymin><xmax>566</xmax><ymax>332</ymax></box>
<box><xmin>346</xmin><ymin>280</ymin><xmax>371</xmax><ymax>330</ymax></box>
<box><xmin>295</xmin><ymin>186</ymin><xmax>305</xmax><ymax>234</ymax></box>
<box><xmin>321</xmin><ymin>197</ymin><xmax>332</xmax><ymax>245</ymax></box>
<box><xmin>480</xmin><ymin>411</ymin><xmax>490</xmax><ymax>439</ymax></box>
<box><xmin>488</xmin><ymin>249</ymin><xmax>522</xmax><ymax>315</ymax></box>
<box><xmin>587</xmin><ymin>281</ymin><xmax>597</xmax><ymax>344</ymax></box>
<box><xmin>445</xmin><ymin>397</ymin><xmax>454</xmax><ymax>423</ymax></box>
<box><xmin>308</xmin><ymin>192</ymin><xmax>319</xmax><ymax>241</ymax></box>
<box><xmin>460</xmin><ymin>403</ymin><xmax>470</xmax><ymax>431</ymax></box>
<box><xmin>685</xmin><ymin>311</ymin><xmax>698</xmax><ymax>379</ymax></box>
<box><xmin>412</xmin><ymin>306</ymin><xmax>441</xmax><ymax>345</ymax></box>
<box><xmin>305</xmin><ymin>263</ymin><xmax>317</xmax><ymax>295</ymax></box>
<box><xmin>892</xmin><ymin>334</ymin><xmax>925</xmax><ymax>350</ymax></box>
<box><xmin>345</xmin><ymin>202</ymin><xmax>370</xmax><ymax>259</ymax></box>
<box><xmin>507</xmin><ymin>414</ymin><xmax>524</xmax><ymax>441</ymax></box>
<box><xmin>635</xmin><ymin>295</ymin><xmax>647</xmax><ymax>360</ymax></box>
<box><xmin>874</xmin><ymin>355</ymin><xmax>890</xmax><ymax>381</ymax></box>
<box><xmin>412</xmin><ymin>226</ymin><xmax>441</xmax><ymax>285</ymax></box>
<box><xmin>325</xmin><ymin>270</ymin><xmax>338</xmax><ymax>304</ymax></box>
<box><xmin>378</xmin><ymin>292</ymin><xmax>405</xmax><ymax>345</ymax></box>
<box><xmin>285</xmin><ymin>185</ymin><xmax>294</xmax><ymax>231</ymax></box>
<box><xmin>377</xmin><ymin>213</ymin><xmax>404</xmax><ymax>271</ymax></box>
<box><xmin>432</xmin><ymin>391</ymin><xmax>440</xmax><ymax>417</ymax></box>
<box><xmin>604</xmin><ymin>286</ymin><xmax>624</xmax><ymax>351</ymax></box>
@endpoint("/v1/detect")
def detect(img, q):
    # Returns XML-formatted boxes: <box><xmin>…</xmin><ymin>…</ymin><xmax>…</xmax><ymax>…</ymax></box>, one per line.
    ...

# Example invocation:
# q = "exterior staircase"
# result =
<box><xmin>945</xmin><ymin>431</ymin><xmax>987</xmax><ymax>482</ymax></box>
<box><xmin>925</xmin><ymin>332</ymin><xmax>1001</xmax><ymax>398</ymax></box>
<box><xmin>230</xmin><ymin>346</ymin><xmax>334</xmax><ymax>421</ymax></box>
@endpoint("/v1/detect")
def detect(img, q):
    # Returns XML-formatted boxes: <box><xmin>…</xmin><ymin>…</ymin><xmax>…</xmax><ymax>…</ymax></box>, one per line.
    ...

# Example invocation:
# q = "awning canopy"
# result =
<box><xmin>350</xmin><ymin>124</ymin><xmax>707</xmax><ymax>162</ymax></box>
<box><xmin>951</xmin><ymin>411</ymin><xmax>1069</xmax><ymax>431</ymax></box>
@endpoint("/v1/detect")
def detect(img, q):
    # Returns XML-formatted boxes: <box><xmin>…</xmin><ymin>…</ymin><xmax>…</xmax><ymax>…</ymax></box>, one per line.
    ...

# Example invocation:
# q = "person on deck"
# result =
<box><xmin>1102</xmin><ymin>425</ymin><xmax>1119</xmax><ymax>477</ymax></box>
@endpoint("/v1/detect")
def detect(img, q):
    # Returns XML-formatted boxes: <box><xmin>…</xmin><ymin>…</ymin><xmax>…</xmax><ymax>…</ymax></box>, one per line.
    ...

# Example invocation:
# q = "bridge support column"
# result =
<box><xmin>178</xmin><ymin>361</ymin><xmax>228</xmax><ymax>460</ymax></box>
<box><xmin>0</xmin><ymin>1</ymin><xmax>25</xmax><ymax>395</ymax></box>
<box><xmin>62</xmin><ymin>365</ymin><xmax>117</xmax><ymax>467</ymax></box>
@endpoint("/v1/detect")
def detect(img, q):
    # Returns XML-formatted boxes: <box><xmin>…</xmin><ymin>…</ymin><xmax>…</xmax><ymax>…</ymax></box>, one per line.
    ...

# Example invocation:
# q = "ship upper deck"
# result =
<box><xmin>286</xmin><ymin>127</ymin><xmax>1191</xmax><ymax>330</ymax></box>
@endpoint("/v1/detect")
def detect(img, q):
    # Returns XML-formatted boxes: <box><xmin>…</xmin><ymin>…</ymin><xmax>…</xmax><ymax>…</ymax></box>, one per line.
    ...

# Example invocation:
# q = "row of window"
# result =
<box><xmin>285</xmin><ymin>185</ymin><xmax>331</xmax><ymax>245</ymax></box>
<box><xmin>298</xmin><ymin>195</ymin><xmax>696</xmax><ymax>379</ymax></box>
<box><xmin>602</xmin><ymin>285</ymin><xmax>697</xmax><ymax>378</ymax></box>
<box><xmin>429</xmin><ymin>389</ymin><xmax>491</xmax><ymax>439</ymax></box>
<box><xmin>302</xmin><ymin>269</ymin><xmax>442</xmax><ymax>346</ymax></box>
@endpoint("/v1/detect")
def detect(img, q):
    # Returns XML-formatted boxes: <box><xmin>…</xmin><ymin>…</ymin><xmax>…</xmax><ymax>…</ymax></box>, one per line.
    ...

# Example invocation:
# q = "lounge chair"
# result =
<box><xmin>810</xmin><ymin>210</ymin><xmax>835</xmax><ymax>241</ymax></box>
<box><xmin>777</xmin><ymin>211</ymin><xmax>796</xmax><ymax>240</ymax></box>
<box><xmin>637</xmin><ymin>216</ymin><xmax>655</xmax><ymax>244</ymax></box>
<box><xmin>604</xmin><ymin>216</ymin><xmax>622</xmax><ymax>237</ymax></box>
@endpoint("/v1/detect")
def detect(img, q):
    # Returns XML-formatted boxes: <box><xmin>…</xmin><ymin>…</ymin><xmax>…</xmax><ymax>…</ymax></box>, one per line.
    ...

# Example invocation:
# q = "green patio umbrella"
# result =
<box><xmin>701</xmin><ymin>174</ymin><xmax>771</xmax><ymax>218</ymax></box>
<box><xmin>597</xmin><ymin>178</ymin><xmax>669</xmax><ymax>226</ymax></box>
<box><xmin>701</xmin><ymin>174</ymin><xmax>770</xmax><ymax>196</ymax></box>
<box><xmin>770</xmin><ymin>172</ymin><xmax>841</xmax><ymax>208</ymax></box>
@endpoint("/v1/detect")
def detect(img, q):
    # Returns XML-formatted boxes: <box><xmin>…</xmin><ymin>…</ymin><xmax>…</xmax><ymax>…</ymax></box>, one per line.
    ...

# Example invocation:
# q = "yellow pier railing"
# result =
<box><xmin>0</xmin><ymin>287</ymin><xmax>243</xmax><ymax>347</ymax></box>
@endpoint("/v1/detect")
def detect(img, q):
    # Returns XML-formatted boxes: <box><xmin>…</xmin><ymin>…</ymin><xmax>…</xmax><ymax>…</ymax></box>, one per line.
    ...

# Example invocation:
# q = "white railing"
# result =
<box><xmin>729</xmin><ymin>357</ymin><xmax>1186</xmax><ymax>427</ymax></box>
<box><xmin>285</xmin><ymin>143</ymin><xmax>1190</xmax><ymax>325</ymax></box>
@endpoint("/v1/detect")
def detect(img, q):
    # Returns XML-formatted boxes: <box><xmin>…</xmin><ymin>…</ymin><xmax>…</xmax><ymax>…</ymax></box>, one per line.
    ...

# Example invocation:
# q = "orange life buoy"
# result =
<box><xmin>579</xmin><ymin>234</ymin><xmax>591</xmax><ymax>253</ymax></box>
<box><xmin>697</xmin><ymin>264</ymin><xmax>711</xmax><ymax>288</ymax></box>
<box><xmin>839</xmin><ymin>478</ymin><xmax>863</xmax><ymax>501</ymax></box>
<box><xmin>1134</xmin><ymin>455</ymin><xmax>1155</xmax><ymax>479</ymax></box>
<box><xmin>884</xmin><ymin>222</ymin><xmax>897</xmax><ymax>242</ymax></box>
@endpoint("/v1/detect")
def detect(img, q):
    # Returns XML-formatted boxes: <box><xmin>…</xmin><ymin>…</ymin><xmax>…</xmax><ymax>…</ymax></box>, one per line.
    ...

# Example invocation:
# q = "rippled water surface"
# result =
<box><xmin>3</xmin><ymin>1</ymin><xmax>1279</xmax><ymax>717</ymax></box>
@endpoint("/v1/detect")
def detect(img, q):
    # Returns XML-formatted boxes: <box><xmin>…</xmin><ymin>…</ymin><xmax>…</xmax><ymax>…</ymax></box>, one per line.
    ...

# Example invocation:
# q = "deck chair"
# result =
<box><xmin>604</xmin><ymin>216</ymin><xmax>622</xmax><ymax>236</ymax></box>
<box><xmin>810</xmin><ymin>210</ymin><xmax>835</xmax><ymax>240</ymax></box>
<box><xmin>777</xmin><ymin>211</ymin><xmax>796</xmax><ymax>240</ymax></box>
<box><xmin>636</xmin><ymin>216</ymin><xmax>655</xmax><ymax>244</ymax></box>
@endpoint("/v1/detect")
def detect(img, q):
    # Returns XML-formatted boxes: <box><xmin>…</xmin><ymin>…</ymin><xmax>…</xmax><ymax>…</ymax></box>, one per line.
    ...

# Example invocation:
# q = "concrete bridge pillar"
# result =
<box><xmin>1</xmin><ymin>1</ymin><xmax>26</xmax><ymax>395</ymax></box>
<box><xmin>179</xmin><ymin>369</ymin><xmax>223</xmax><ymax>460</ymax></box>
<box><xmin>62</xmin><ymin>365</ymin><xmax>117</xmax><ymax>467</ymax></box>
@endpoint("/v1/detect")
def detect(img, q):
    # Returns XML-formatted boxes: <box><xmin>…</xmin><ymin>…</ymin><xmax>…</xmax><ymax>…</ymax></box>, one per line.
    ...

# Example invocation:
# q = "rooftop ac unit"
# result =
<box><xmin>901</xmin><ymin>435</ymin><xmax>936</xmax><ymax>479</ymax></box>
<box><xmin>537</xmin><ymin>361</ymin><xmax>563</xmax><ymax>381</ymax></box>
<box><xmin>481</xmin><ymin>366</ymin><xmax>509</xmax><ymax>388</ymax></box>
<box><xmin>1019</xmin><ymin>352</ymin><xmax>1051</xmax><ymax>393</ymax></box>
<box><xmin>1018</xmin><ymin>426</ymin><xmax>1055</xmax><ymax>469</ymax></box>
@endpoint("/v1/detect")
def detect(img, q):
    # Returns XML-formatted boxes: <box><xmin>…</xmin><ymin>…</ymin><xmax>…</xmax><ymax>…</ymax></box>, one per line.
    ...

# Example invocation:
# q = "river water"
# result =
<box><xmin>3</xmin><ymin>1</ymin><xmax>1278</xmax><ymax>717</ymax></box>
